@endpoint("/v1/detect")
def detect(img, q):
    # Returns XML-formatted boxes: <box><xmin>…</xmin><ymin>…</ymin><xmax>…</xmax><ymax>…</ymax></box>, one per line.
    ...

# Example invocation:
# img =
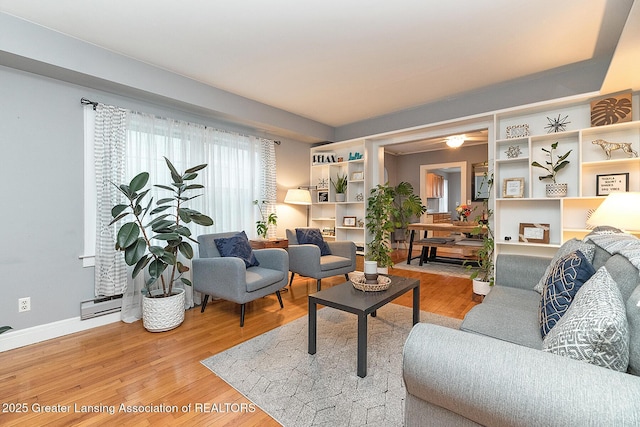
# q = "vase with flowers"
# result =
<box><xmin>455</xmin><ymin>204</ymin><xmax>473</xmax><ymax>222</ymax></box>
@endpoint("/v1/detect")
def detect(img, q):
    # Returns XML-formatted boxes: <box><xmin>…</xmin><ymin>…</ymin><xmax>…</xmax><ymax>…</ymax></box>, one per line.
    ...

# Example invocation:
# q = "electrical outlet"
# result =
<box><xmin>18</xmin><ymin>297</ymin><xmax>30</xmax><ymax>312</ymax></box>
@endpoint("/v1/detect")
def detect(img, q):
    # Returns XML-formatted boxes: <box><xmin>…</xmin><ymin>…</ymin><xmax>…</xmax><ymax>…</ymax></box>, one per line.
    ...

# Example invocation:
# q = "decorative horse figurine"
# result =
<box><xmin>592</xmin><ymin>139</ymin><xmax>638</xmax><ymax>160</ymax></box>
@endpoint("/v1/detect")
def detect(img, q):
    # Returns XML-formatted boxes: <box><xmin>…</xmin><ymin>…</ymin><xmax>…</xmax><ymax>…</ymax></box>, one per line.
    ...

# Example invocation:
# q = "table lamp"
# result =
<box><xmin>586</xmin><ymin>192</ymin><xmax>640</xmax><ymax>232</ymax></box>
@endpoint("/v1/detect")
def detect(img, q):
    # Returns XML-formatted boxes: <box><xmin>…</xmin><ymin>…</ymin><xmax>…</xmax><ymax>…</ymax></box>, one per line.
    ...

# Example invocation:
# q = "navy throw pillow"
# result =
<box><xmin>214</xmin><ymin>231</ymin><xmax>259</xmax><ymax>268</ymax></box>
<box><xmin>296</xmin><ymin>228</ymin><xmax>331</xmax><ymax>256</ymax></box>
<box><xmin>539</xmin><ymin>250</ymin><xmax>596</xmax><ymax>338</ymax></box>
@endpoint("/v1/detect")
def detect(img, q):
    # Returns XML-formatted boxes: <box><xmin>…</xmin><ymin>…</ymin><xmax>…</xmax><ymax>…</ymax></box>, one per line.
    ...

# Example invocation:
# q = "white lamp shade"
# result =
<box><xmin>587</xmin><ymin>192</ymin><xmax>640</xmax><ymax>231</ymax></box>
<box><xmin>284</xmin><ymin>189</ymin><xmax>312</xmax><ymax>205</ymax></box>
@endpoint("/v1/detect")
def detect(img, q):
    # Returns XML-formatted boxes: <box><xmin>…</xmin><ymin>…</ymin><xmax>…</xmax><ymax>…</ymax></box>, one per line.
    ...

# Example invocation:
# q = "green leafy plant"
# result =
<box><xmin>253</xmin><ymin>200</ymin><xmax>277</xmax><ymax>239</ymax></box>
<box><xmin>110</xmin><ymin>157</ymin><xmax>214</xmax><ymax>298</ymax></box>
<box><xmin>0</xmin><ymin>326</ymin><xmax>12</xmax><ymax>334</ymax></box>
<box><xmin>365</xmin><ymin>183</ymin><xmax>396</xmax><ymax>268</ymax></box>
<box><xmin>466</xmin><ymin>172</ymin><xmax>495</xmax><ymax>284</ymax></box>
<box><xmin>331</xmin><ymin>172</ymin><xmax>348</xmax><ymax>194</ymax></box>
<box><xmin>391</xmin><ymin>181</ymin><xmax>426</xmax><ymax>232</ymax></box>
<box><xmin>531</xmin><ymin>141</ymin><xmax>572</xmax><ymax>183</ymax></box>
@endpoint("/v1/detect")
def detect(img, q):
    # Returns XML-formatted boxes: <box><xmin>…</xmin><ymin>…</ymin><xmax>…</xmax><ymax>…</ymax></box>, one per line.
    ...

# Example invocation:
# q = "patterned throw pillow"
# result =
<box><xmin>539</xmin><ymin>250</ymin><xmax>596</xmax><ymax>338</ymax></box>
<box><xmin>296</xmin><ymin>228</ymin><xmax>332</xmax><ymax>256</ymax></box>
<box><xmin>543</xmin><ymin>267</ymin><xmax>630</xmax><ymax>372</ymax></box>
<box><xmin>533</xmin><ymin>239</ymin><xmax>596</xmax><ymax>293</ymax></box>
<box><xmin>214</xmin><ymin>231</ymin><xmax>260</xmax><ymax>268</ymax></box>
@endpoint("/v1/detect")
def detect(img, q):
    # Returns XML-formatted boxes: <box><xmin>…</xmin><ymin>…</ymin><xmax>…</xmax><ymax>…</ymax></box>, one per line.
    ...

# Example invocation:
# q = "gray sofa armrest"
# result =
<box><xmin>403</xmin><ymin>323</ymin><xmax>640</xmax><ymax>426</ymax></box>
<box><xmin>192</xmin><ymin>257</ymin><xmax>247</xmax><ymax>300</ymax></box>
<box><xmin>495</xmin><ymin>254</ymin><xmax>551</xmax><ymax>290</ymax></box>
<box><xmin>253</xmin><ymin>247</ymin><xmax>289</xmax><ymax>272</ymax></box>
<box><xmin>287</xmin><ymin>244</ymin><xmax>322</xmax><ymax>276</ymax></box>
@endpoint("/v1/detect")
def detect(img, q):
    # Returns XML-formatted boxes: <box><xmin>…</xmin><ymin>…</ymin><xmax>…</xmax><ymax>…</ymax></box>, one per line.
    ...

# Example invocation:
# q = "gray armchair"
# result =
<box><xmin>192</xmin><ymin>232</ymin><xmax>289</xmax><ymax>326</ymax></box>
<box><xmin>286</xmin><ymin>228</ymin><xmax>357</xmax><ymax>291</ymax></box>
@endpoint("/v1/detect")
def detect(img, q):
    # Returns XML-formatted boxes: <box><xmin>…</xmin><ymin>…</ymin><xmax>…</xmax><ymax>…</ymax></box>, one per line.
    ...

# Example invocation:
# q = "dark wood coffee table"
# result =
<box><xmin>308</xmin><ymin>275</ymin><xmax>420</xmax><ymax>378</ymax></box>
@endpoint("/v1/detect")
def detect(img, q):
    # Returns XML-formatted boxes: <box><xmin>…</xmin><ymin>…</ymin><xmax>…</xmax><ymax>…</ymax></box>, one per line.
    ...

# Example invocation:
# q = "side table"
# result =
<box><xmin>249</xmin><ymin>238</ymin><xmax>288</xmax><ymax>250</ymax></box>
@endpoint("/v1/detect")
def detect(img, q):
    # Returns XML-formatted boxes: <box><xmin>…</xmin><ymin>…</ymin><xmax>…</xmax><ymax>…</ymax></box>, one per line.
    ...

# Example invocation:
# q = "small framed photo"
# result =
<box><xmin>351</xmin><ymin>171</ymin><xmax>364</xmax><ymax>181</ymax></box>
<box><xmin>342</xmin><ymin>216</ymin><xmax>357</xmax><ymax>227</ymax></box>
<box><xmin>596</xmin><ymin>173</ymin><xmax>629</xmax><ymax>196</ymax></box>
<box><xmin>317</xmin><ymin>191</ymin><xmax>329</xmax><ymax>203</ymax></box>
<box><xmin>519</xmin><ymin>223</ymin><xmax>550</xmax><ymax>244</ymax></box>
<box><xmin>342</xmin><ymin>216</ymin><xmax>356</xmax><ymax>227</ymax></box>
<box><xmin>502</xmin><ymin>177</ymin><xmax>525</xmax><ymax>198</ymax></box>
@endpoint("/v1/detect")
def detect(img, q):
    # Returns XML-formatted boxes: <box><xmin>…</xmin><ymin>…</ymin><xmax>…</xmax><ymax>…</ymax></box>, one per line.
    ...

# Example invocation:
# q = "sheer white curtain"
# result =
<box><xmin>119</xmin><ymin>111</ymin><xmax>276</xmax><ymax>322</ymax></box>
<box><xmin>94</xmin><ymin>104</ymin><xmax>128</xmax><ymax>297</ymax></box>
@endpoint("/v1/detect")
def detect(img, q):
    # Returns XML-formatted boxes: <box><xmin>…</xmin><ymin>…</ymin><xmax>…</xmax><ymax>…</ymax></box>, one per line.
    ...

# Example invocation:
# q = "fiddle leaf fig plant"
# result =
<box><xmin>109</xmin><ymin>157</ymin><xmax>214</xmax><ymax>298</ymax></box>
<box><xmin>365</xmin><ymin>183</ymin><xmax>396</xmax><ymax>268</ymax></box>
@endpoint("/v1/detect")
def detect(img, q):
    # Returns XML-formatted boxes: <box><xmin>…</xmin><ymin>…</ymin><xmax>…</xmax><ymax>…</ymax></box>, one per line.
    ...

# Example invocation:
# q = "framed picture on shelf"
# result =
<box><xmin>317</xmin><ymin>191</ymin><xmax>329</xmax><ymax>203</ymax></box>
<box><xmin>596</xmin><ymin>173</ymin><xmax>629</xmax><ymax>196</ymax></box>
<box><xmin>351</xmin><ymin>171</ymin><xmax>364</xmax><ymax>181</ymax></box>
<box><xmin>518</xmin><ymin>223</ymin><xmax>550</xmax><ymax>244</ymax></box>
<box><xmin>342</xmin><ymin>216</ymin><xmax>357</xmax><ymax>227</ymax></box>
<box><xmin>502</xmin><ymin>177</ymin><xmax>525</xmax><ymax>198</ymax></box>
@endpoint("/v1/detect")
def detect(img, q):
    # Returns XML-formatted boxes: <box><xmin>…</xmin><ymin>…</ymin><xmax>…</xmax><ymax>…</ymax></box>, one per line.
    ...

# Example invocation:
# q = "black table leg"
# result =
<box><xmin>407</xmin><ymin>229</ymin><xmax>415</xmax><ymax>264</ymax></box>
<box><xmin>308</xmin><ymin>299</ymin><xmax>317</xmax><ymax>355</ymax></box>
<box><xmin>357</xmin><ymin>313</ymin><xmax>368</xmax><ymax>377</ymax></box>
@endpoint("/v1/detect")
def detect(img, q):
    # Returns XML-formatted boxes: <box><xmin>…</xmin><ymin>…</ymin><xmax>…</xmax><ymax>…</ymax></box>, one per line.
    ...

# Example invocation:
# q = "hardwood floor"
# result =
<box><xmin>0</xmin><ymin>250</ymin><xmax>478</xmax><ymax>426</ymax></box>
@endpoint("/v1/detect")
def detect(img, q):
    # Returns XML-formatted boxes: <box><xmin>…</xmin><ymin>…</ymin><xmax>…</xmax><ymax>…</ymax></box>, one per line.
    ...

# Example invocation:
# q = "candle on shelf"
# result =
<box><xmin>364</xmin><ymin>261</ymin><xmax>377</xmax><ymax>274</ymax></box>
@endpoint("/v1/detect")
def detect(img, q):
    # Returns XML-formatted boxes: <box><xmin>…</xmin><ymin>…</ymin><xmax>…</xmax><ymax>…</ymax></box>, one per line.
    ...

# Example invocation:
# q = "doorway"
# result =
<box><xmin>419</xmin><ymin>161</ymin><xmax>467</xmax><ymax>222</ymax></box>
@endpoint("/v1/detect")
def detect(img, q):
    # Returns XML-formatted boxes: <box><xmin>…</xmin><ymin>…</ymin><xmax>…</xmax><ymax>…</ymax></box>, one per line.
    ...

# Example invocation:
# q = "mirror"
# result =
<box><xmin>472</xmin><ymin>162</ymin><xmax>489</xmax><ymax>201</ymax></box>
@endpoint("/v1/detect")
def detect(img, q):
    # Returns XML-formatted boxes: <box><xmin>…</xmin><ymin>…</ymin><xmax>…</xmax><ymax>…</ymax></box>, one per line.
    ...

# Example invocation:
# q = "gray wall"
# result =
<box><xmin>0</xmin><ymin>65</ymin><xmax>309</xmax><ymax>331</ymax></box>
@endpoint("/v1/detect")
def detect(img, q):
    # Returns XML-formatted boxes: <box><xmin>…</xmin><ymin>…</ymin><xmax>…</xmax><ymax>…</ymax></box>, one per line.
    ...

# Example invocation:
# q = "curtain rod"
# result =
<box><xmin>80</xmin><ymin>97</ymin><xmax>280</xmax><ymax>144</ymax></box>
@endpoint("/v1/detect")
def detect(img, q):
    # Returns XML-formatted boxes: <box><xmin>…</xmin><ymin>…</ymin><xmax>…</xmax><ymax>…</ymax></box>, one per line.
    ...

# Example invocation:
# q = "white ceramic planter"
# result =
<box><xmin>143</xmin><ymin>288</ymin><xmax>185</xmax><ymax>332</ymax></box>
<box><xmin>472</xmin><ymin>279</ymin><xmax>492</xmax><ymax>296</ymax></box>
<box><xmin>545</xmin><ymin>183</ymin><xmax>568</xmax><ymax>197</ymax></box>
<box><xmin>335</xmin><ymin>193</ymin><xmax>346</xmax><ymax>202</ymax></box>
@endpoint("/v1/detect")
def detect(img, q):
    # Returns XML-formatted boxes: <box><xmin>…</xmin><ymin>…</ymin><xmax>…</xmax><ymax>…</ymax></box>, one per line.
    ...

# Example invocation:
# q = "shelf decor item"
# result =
<box><xmin>596</xmin><ymin>173</ymin><xmax>630</xmax><ymax>196</ymax></box>
<box><xmin>591</xmin><ymin>139</ymin><xmax>638</xmax><ymax>160</ymax></box>
<box><xmin>531</xmin><ymin>141</ymin><xmax>572</xmax><ymax>198</ymax></box>
<box><xmin>518</xmin><ymin>223</ymin><xmax>550</xmax><ymax>244</ymax></box>
<box><xmin>505</xmin><ymin>145</ymin><xmax>522</xmax><ymax>158</ymax></box>
<box><xmin>505</xmin><ymin>124</ymin><xmax>529</xmax><ymax>139</ymax></box>
<box><xmin>590</xmin><ymin>92</ymin><xmax>632</xmax><ymax>126</ymax></box>
<box><xmin>544</xmin><ymin>114</ymin><xmax>570</xmax><ymax>133</ymax></box>
<box><xmin>502</xmin><ymin>177</ymin><xmax>525</xmax><ymax>198</ymax></box>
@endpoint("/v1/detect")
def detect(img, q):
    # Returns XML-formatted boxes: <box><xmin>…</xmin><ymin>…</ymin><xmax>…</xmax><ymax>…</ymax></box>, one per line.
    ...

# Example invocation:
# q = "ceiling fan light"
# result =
<box><xmin>446</xmin><ymin>135</ymin><xmax>465</xmax><ymax>148</ymax></box>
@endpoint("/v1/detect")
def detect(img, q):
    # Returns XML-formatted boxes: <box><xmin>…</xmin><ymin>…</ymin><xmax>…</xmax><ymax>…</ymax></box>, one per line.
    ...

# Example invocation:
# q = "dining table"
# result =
<box><xmin>406</xmin><ymin>222</ymin><xmax>485</xmax><ymax>264</ymax></box>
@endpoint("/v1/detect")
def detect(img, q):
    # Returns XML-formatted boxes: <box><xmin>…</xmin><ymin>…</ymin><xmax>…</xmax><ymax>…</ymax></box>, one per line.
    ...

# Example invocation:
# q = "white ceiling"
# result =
<box><xmin>0</xmin><ymin>0</ymin><xmax>635</xmax><ymax>133</ymax></box>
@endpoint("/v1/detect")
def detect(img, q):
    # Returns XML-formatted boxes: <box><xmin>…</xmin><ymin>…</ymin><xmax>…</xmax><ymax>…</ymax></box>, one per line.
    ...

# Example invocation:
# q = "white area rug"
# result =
<box><xmin>393</xmin><ymin>257</ymin><xmax>476</xmax><ymax>278</ymax></box>
<box><xmin>201</xmin><ymin>303</ymin><xmax>461</xmax><ymax>426</ymax></box>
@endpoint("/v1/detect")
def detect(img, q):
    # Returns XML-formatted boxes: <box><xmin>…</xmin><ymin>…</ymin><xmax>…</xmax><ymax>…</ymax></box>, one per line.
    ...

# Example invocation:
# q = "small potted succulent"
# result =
<box><xmin>531</xmin><ymin>141</ymin><xmax>572</xmax><ymax>197</ymax></box>
<box><xmin>331</xmin><ymin>172</ymin><xmax>348</xmax><ymax>202</ymax></box>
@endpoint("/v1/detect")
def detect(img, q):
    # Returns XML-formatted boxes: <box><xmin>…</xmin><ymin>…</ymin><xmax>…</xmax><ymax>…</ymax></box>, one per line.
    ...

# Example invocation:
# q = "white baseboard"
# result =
<box><xmin>0</xmin><ymin>313</ymin><xmax>122</xmax><ymax>352</ymax></box>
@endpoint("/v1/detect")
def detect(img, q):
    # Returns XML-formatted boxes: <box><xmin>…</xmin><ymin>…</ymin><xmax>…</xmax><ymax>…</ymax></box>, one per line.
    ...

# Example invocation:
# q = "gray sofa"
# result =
<box><xmin>403</xmin><ymin>233</ymin><xmax>640</xmax><ymax>426</ymax></box>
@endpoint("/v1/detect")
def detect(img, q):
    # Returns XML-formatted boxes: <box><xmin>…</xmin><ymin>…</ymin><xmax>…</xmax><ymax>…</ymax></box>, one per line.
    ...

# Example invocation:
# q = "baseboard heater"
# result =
<box><xmin>80</xmin><ymin>294</ymin><xmax>123</xmax><ymax>320</ymax></box>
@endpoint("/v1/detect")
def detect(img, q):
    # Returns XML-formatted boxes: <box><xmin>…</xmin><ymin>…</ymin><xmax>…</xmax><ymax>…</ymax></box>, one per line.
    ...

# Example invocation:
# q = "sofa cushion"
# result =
<box><xmin>534</xmin><ymin>238</ymin><xmax>595</xmax><ymax>293</ymax></box>
<box><xmin>214</xmin><ymin>231</ymin><xmax>260</xmax><ymax>268</ymax></box>
<box><xmin>539</xmin><ymin>250</ymin><xmax>596</xmax><ymax>338</ymax></box>
<box><xmin>627</xmin><ymin>286</ymin><xmax>640</xmax><ymax>376</ymax></box>
<box><xmin>543</xmin><ymin>267</ymin><xmax>630</xmax><ymax>372</ymax></box>
<box><xmin>296</xmin><ymin>228</ymin><xmax>332</xmax><ymax>256</ymax></box>
<box><xmin>461</xmin><ymin>303</ymin><xmax>543</xmax><ymax>349</ymax></box>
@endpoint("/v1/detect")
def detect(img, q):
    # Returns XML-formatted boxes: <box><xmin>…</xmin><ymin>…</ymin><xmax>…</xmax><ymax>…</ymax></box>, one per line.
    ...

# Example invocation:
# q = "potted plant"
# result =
<box><xmin>365</xmin><ymin>183</ymin><xmax>396</xmax><ymax>272</ymax></box>
<box><xmin>110</xmin><ymin>157</ymin><xmax>213</xmax><ymax>332</ymax></box>
<box><xmin>391</xmin><ymin>181</ymin><xmax>427</xmax><ymax>244</ymax></box>
<box><xmin>531</xmin><ymin>141</ymin><xmax>572</xmax><ymax>197</ymax></box>
<box><xmin>467</xmin><ymin>172</ymin><xmax>495</xmax><ymax>296</ymax></box>
<box><xmin>253</xmin><ymin>200</ymin><xmax>277</xmax><ymax>239</ymax></box>
<box><xmin>331</xmin><ymin>172</ymin><xmax>348</xmax><ymax>202</ymax></box>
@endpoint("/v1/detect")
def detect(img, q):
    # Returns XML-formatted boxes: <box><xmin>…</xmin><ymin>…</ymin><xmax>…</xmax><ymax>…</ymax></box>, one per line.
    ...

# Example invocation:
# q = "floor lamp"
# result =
<box><xmin>586</xmin><ymin>192</ymin><xmax>640</xmax><ymax>232</ymax></box>
<box><xmin>285</xmin><ymin>188</ymin><xmax>313</xmax><ymax>226</ymax></box>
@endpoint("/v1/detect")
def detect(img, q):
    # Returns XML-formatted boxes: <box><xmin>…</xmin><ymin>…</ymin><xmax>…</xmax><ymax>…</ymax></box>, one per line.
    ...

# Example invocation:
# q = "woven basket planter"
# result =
<box><xmin>545</xmin><ymin>183</ymin><xmax>568</xmax><ymax>197</ymax></box>
<box><xmin>143</xmin><ymin>288</ymin><xmax>185</xmax><ymax>332</ymax></box>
